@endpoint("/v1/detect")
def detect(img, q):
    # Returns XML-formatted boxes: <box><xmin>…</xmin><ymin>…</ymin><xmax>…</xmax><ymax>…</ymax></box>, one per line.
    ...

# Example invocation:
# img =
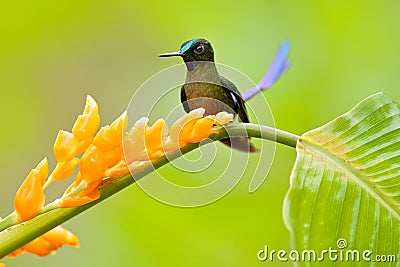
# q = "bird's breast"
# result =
<box><xmin>182</xmin><ymin>82</ymin><xmax>235</xmax><ymax>116</ymax></box>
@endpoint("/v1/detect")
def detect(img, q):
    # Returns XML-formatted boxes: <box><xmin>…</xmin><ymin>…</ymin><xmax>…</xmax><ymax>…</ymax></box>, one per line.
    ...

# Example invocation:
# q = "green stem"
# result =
<box><xmin>0</xmin><ymin>123</ymin><xmax>299</xmax><ymax>258</ymax></box>
<box><xmin>0</xmin><ymin>213</ymin><xmax>17</xmax><ymax>232</ymax></box>
<box><xmin>222</xmin><ymin>123</ymin><xmax>299</xmax><ymax>148</ymax></box>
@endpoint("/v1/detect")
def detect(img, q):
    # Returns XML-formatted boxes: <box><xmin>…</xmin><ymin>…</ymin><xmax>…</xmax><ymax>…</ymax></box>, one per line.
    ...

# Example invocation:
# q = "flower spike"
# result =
<box><xmin>7</xmin><ymin>95</ymin><xmax>235</xmax><ymax>263</ymax></box>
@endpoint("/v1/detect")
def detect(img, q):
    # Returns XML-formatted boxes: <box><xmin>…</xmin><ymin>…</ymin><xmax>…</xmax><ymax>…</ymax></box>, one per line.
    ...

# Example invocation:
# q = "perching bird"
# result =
<box><xmin>159</xmin><ymin>38</ymin><xmax>257</xmax><ymax>152</ymax></box>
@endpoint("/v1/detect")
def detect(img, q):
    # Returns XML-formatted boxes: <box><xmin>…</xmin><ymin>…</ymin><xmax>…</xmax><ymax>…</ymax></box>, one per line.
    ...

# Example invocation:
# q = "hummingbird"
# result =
<box><xmin>159</xmin><ymin>38</ymin><xmax>257</xmax><ymax>152</ymax></box>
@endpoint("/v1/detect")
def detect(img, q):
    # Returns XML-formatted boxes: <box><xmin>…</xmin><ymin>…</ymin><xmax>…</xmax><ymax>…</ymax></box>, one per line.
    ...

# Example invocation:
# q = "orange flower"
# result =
<box><xmin>48</xmin><ymin>158</ymin><xmax>79</xmax><ymax>182</ymax></box>
<box><xmin>178</xmin><ymin>119</ymin><xmax>198</xmax><ymax>142</ymax></box>
<box><xmin>53</xmin><ymin>130</ymin><xmax>78</xmax><ymax>162</ymax></box>
<box><xmin>79</xmin><ymin>145</ymin><xmax>107</xmax><ymax>185</ymax></box>
<box><xmin>45</xmin><ymin>96</ymin><xmax>102</xmax><ymax>191</ymax></box>
<box><xmin>124</xmin><ymin>118</ymin><xmax>170</xmax><ymax>162</ymax></box>
<box><xmin>93</xmin><ymin>111</ymin><xmax>127</xmax><ymax>151</ymax></box>
<box><xmin>214</xmin><ymin>111</ymin><xmax>234</xmax><ymax>125</ymax></box>
<box><xmin>145</xmin><ymin>118</ymin><xmax>167</xmax><ymax>151</ymax></box>
<box><xmin>59</xmin><ymin>180</ymin><xmax>101</xmax><ymax>208</ymax></box>
<box><xmin>163</xmin><ymin>108</ymin><xmax>205</xmax><ymax>151</ymax></box>
<box><xmin>123</xmin><ymin>108</ymin><xmax>234</xmax><ymax>164</ymax></box>
<box><xmin>40</xmin><ymin>225</ymin><xmax>79</xmax><ymax>248</ymax></box>
<box><xmin>75</xmin><ymin>136</ymin><xmax>94</xmax><ymax>155</ymax></box>
<box><xmin>72</xmin><ymin>95</ymin><xmax>100</xmax><ymax>141</ymax></box>
<box><xmin>103</xmin><ymin>146</ymin><xmax>123</xmax><ymax>168</ymax></box>
<box><xmin>8</xmin><ymin>226</ymin><xmax>79</xmax><ymax>257</ymax></box>
<box><xmin>7</xmin><ymin>248</ymin><xmax>24</xmax><ymax>257</ymax></box>
<box><xmin>93</xmin><ymin>125</ymin><xmax>115</xmax><ymax>151</ymax></box>
<box><xmin>170</xmin><ymin>108</ymin><xmax>205</xmax><ymax>141</ymax></box>
<box><xmin>124</xmin><ymin>117</ymin><xmax>148</xmax><ymax>163</ymax></box>
<box><xmin>183</xmin><ymin>117</ymin><xmax>216</xmax><ymax>143</ymax></box>
<box><xmin>179</xmin><ymin>112</ymin><xmax>233</xmax><ymax>143</ymax></box>
<box><xmin>104</xmin><ymin>160</ymin><xmax>129</xmax><ymax>177</ymax></box>
<box><xmin>14</xmin><ymin>158</ymin><xmax>48</xmax><ymax>222</ymax></box>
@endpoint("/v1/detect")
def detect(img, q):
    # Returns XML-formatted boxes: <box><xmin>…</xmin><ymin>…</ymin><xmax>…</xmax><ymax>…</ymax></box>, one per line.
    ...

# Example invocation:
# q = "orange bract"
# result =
<box><xmin>59</xmin><ymin>180</ymin><xmax>101</xmax><ymax>208</ymax></box>
<box><xmin>79</xmin><ymin>145</ymin><xmax>107</xmax><ymax>185</ymax></box>
<box><xmin>124</xmin><ymin>117</ymin><xmax>148</xmax><ymax>163</ymax></box>
<box><xmin>103</xmin><ymin>146</ymin><xmax>123</xmax><ymax>168</ymax></box>
<box><xmin>123</xmin><ymin>108</ymin><xmax>234</xmax><ymax>163</ymax></box>
<box><xmin>14</xmin><ymin>158</ymin><xmax>48</xmax><ymax>222</ymax></box>
<box><xmin>178</xmin><ymin>119</ymin><xmax>197</xmax><ymax>142</ymax></box>
<box><xmin>185</xmin><ymin>117</ymin><xmax>217</xmax><ymax>143</ymax></box>
<box><xmin>53</xmin><ymin>130</ymin><xmax>78</xmax><ymax>162</ymax></box>
<box><xmin>93</xmin><ymin>111</ymin><xmax>127</xmax><ymax>151</ymax></box>
<box><xmin>75</xmin><ymin>136</ymin><xmax>94</xmax><ymax>155</ymax></box>
<box><xmin>72</xmin><ymin>95</ymin><xmax>100</xmax><ymax>140</ymax></box>
<box><xmin>8</xmin><ymin>226</ymin><xmax>79</xmax><ymax>258</ymax></box>
<box><xmin>145</xmin><ymin>118</ymin><xmax>167</xmax><ymax>151</ymax></box>
<box><xmin>105</xmin><ymin>160</ymin><xmax>129</xmax><ymax>177</ymax></box>
<box><xmin>50</xmin><ymin>158</ymin><xmax>79</xmax><ymax>181</ymax></box>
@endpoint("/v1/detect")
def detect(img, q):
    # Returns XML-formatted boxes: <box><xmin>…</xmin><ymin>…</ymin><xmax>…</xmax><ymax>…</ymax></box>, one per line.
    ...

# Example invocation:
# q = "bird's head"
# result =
<box><xmin>159</xmin><ymin>38</ymin><xmax>215</xmax><ymax>67</ymax></box>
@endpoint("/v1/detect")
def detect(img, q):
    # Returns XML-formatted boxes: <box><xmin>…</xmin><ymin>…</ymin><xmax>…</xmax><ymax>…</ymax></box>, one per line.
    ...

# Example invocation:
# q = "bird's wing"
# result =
<box><xmin>180</xmin><ymin>85</ymin><xmax>190</xmax><ymax>113</ymax></box>
<box><xmin>219</xmin><ymin>75</ymin><xmax>250</xmax><ymax>123</ymax></box>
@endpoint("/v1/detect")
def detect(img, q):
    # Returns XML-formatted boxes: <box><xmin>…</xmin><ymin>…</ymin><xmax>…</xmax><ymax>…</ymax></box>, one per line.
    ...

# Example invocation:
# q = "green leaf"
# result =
<box><xmin>284</xmin><ymin>93</ymin><xmax>400</xmax><ymax>266</ymax></box>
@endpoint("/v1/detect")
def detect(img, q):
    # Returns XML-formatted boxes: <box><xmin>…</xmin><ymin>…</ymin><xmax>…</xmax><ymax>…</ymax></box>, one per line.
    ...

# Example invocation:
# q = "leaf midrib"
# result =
<box><xmin>301</xmin><ymin>139</ymin><xmax>400</xmax><ymax>221</ymax></box>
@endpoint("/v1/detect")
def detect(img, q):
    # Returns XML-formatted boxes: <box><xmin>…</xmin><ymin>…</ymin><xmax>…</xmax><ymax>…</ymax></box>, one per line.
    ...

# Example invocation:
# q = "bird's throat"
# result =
<box><xmin>185</xmin><ymin>61</ymin><xmax>219</xmax><ymax>83</ymax></box>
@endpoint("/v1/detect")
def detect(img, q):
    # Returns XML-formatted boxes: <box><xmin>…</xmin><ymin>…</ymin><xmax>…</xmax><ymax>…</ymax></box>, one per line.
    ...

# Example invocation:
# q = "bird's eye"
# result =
<box><xmin>194</xmin><ymin>44</ymin><xmax>204</xmax><ymax>54</ymax></box>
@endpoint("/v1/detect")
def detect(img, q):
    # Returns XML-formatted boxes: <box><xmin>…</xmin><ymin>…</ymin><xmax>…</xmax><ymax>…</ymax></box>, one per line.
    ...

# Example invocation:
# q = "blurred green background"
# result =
<box><xmin>1</xmin><ymin>1</ymin><xmax>400</xmax><ymax>266</ymax></box>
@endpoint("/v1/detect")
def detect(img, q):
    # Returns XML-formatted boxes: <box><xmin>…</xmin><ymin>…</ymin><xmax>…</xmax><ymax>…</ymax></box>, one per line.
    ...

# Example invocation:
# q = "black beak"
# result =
<box><xmin>159</xmin><ymin>52</ymin><xmax>183</xmax><ymax>57</ymax></box>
